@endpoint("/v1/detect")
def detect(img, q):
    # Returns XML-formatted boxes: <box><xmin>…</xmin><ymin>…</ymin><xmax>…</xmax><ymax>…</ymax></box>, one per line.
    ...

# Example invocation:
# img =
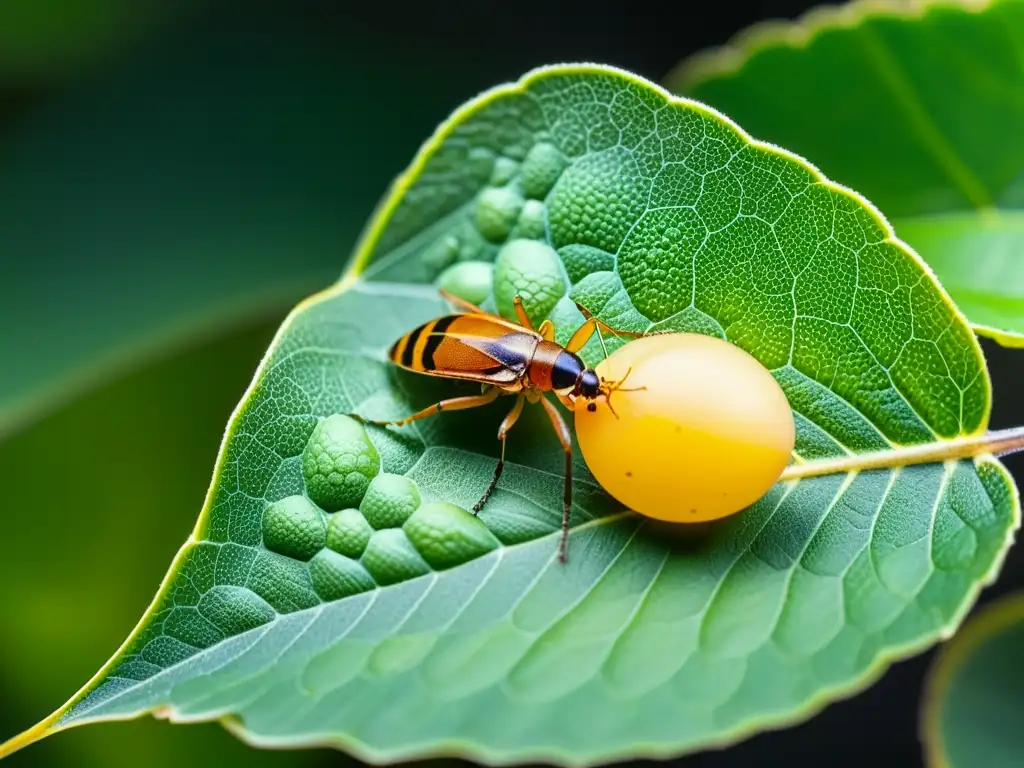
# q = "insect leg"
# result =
<box><xmin>512</xmin><ymin>296</ymin><xmax>538</xmax><ymax>331</ymax></box>
<box><xmin>439</xmin><ymin>288</ymin><xmax>487</xmax><ymax>315</ymax></box>
<box><xmin>473</xmin><ymin>392</ymin><xmax>526</xmax><ymax>516</ymax></box>
<box><xmin>565</xmin><ymin>317</ymin><xmax>598</xmax><ymax>354</ymax></box>
<box><xmin>538</xmin><ymin>319</ymin><xmax>555</xmax><ymax>341</ymax></box>
<box><xmin>351</xmin><ymin>386</ymin><xmax>501</xmax><ymax>428</ymax></box>
<box><xmin>573</xmin><ymin>303</ymin><xmax>649</xmax><ymax>340</ymax></box>
<box><xmin>539</xmin><ymin>396</ymin><xmax>574</xmax><ymax>564</ymax></box>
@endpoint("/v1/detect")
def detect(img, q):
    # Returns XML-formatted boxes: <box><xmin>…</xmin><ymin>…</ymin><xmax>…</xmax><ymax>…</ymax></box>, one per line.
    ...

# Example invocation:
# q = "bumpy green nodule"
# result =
<box><xmin>261</xmin><ymin>495</ymin><xmax>326</xmax><ymax>561</ymax></box>
<box><xmin>404</xmin><ymin>501</ymin><xmax>500</xmax><ymax>570</ymax></box>
<box><xmin>361</xmin><ymin>528</ymin><xmax>432</xmax><ymax>586</ymax></box>
<box><xmin>548</xmin><ymin>145</ymin><xmax>646</xmax><ymax>256</ymax></box>
<box><xmin>559</xmin><ymin>244</ymin><xmax>616</xmax><ymax>285</ymax></box>
<box><xmin>420</xmin><ymin>235</ymin><xmax>461</xmax><ymax>271</ymax></box>
<box><xmin>325</xmin><ymin>508</ymin><xmax>374</xmax><ymax>558</ymax></box>
<box><xmin>360</xmin><ymin>472</ymin><xmax>421</xmax><ymax>529</ymax></box>
<box><xmin>474</xmin><ymin>186</ymin><xmax>525</xmax><ymax>243</ymax></box>
<box><xmin>514</xmin><ymin>199</ymin><xmax>547</xmax><ymax>240</ymax></box>
<box><xmin>248</xmin><ymin>550</ymin><xmax>320</xmax><ymax>613</ymax></box>
<box><xmin>493</xmin><ymin>238</ymin><xmax>567</xmax><ymax>325</ymax></box>
<box><xmin>435</xmin><ymin>260</ymin><xmax>494</xmax><ymax>306</ymax></box>
<box><xmin>308</xmin><ymin>549</ymin><xmax>376</xmax><ymax>601</ymax></box>
<box><xmin>490</xmin><ymin>156</ymin><xmax>520</xmax><ymax>187</ymax></box>
<box><xmin>302</xmin><ymin>414</ymin><xmax>380</xmax><ymax>511</ymax></box>
<box><xmin>520</xmin><ymin>141</ymin><xmax>568</xmax><ymax>199</ymax></box>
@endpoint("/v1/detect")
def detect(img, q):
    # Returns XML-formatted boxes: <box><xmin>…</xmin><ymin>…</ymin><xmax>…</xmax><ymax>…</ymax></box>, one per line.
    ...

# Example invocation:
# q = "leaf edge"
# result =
<box><xmin>664</xmin><ymin>0</ymin><xmax>999</xmax><ymax>93</ymax></box>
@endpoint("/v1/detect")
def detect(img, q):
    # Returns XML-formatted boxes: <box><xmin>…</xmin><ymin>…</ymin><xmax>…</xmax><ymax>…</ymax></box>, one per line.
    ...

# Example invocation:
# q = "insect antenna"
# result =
<box><xmin>605</xmin><ymin>397</ymin><xmax>619</xmax><ymax>419</ymax></box>
<box><xmin>599</xmin><ymin>366</ymin><xmax>647</xmax><ymax>419</ymax></box>
<box><xmin>610</xmin><ymin>366</ymin><xmax>647</xmax><ymax>392</ymax></box>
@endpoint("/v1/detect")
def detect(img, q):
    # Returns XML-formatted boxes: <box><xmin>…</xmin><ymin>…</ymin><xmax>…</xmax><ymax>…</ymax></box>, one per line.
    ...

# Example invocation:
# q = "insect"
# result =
<box><xmin>353</xmin><ymin>289</ymin><xmax>646</xmax><ymax>563</ymax></box>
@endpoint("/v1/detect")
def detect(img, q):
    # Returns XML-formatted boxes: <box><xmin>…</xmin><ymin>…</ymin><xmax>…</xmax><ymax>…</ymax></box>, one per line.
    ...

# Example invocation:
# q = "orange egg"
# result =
<box><xmin>574</xmin><ymin>333</ymin><xmax>795</xmax><ymax>523</ymax></box>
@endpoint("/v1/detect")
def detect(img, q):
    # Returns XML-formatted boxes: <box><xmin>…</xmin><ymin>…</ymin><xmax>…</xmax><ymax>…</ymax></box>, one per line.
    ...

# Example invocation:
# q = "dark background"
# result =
<box><xmin>1</xmin><ymin>1</ymin><xmax>1020</xmax><ymax>766</ymax></box>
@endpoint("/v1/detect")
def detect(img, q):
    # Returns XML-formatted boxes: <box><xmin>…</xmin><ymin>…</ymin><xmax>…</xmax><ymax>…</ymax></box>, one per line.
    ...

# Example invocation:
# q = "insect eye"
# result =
<box><xmin>587</xmin><ymin>402</ymin><xmax>597</xmax><ymax>413</ymax></box>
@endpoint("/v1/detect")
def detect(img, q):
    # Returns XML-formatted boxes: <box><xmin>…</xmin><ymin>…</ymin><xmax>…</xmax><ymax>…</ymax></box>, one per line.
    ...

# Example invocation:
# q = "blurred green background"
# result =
<box><xmin>2</xmin><ymin>2</ymin><xmax>1023</xmax><ymax>767</ymax></box>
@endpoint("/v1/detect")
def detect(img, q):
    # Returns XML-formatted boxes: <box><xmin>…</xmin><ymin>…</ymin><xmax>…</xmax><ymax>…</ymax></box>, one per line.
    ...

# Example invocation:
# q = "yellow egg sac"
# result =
<box><xmin>574</xmin><ymin>333</ymin><xmax>795</xmax><ymax>523</ymax></box>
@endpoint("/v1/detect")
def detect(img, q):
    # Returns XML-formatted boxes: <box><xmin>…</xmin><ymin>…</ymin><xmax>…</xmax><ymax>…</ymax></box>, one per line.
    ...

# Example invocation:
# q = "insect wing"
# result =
<box><xmin>389</xmin><ymin>314</ymin><xmax>539</xmax><ymax>385</ymax></box>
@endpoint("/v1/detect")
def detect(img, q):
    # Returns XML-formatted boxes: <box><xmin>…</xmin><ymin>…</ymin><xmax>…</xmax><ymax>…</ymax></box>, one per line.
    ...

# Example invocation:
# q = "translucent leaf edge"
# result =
<box><xmin>665</xmin><ymin>0</ymin><xmax>1000</xmax><ymax>93</ymax></box>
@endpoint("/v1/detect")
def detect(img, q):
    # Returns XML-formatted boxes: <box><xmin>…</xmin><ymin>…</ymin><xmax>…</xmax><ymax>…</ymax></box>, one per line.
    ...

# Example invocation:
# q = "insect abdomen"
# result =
<box><xmin>389</xmin><ymin>315</ymin><xmax>458</xmax><ymax>371</ymax></box>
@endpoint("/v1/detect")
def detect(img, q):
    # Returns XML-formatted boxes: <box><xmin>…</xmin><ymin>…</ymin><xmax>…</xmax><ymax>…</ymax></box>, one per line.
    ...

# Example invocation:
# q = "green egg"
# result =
<box><xmin>489</xmin><ymin>156</ymin><xmax>519</xmax><ymax>186</ymax></box>
<box><xmin>420</xmin><ymin>235</ymin><xmax>460</xmax><ymax>270</ymax></box>
<box><xmin>474</xmin><ymin>186</ymin><xmax>525</xmax><ymax>243</ymax></box>
<box><xmin>302</xmin><ymin>414</ymin><xmax>380</xmax><ymax>511</ymax></box>
<box><xmin>198</xmin><ymin>586</ymin><xmax>276</xmax><ymax>635</ymax></box>
<box><xmin>404</xmin><ymin>501</ymin><xmax>500</xmax><ymax>570</ymax></box>
<box><xmin>514</xmin><ymin>199</ymin><xmax>547</xmax><ymax>240</ymax></box>
<box><xmin>360</xmin><ymin>473</ymin><xmax>421</xmax><ymax>529</ymax></box>
<box><xmin>558</xmin><ymin>243</ymin><xmax>616</xmax><ymax>284</ymax></box>
<box><xmin>326</xmin><ymin>508</ymin><xmax>374</xmax><ymax>558</ymax></box>
<box><xmin>261</xmin><ymin>495</ymin><xmax>326</xmax><ymax>561</ymax></box>
<box><xmin>361</xmin><ymin>529</ymin><xmax>432</xmax><ymax>586</ymax></box>
<box><xmin>520</xmin><ymin>142</ymin><xmax>567</xmax><ymax>199</ymax></box>
<box><xmin>308</xmin><ymin>550</ymin><xmax>376</xmax><ymax>600</ymax></box>
<box><xmin>493</xmin><ymin>238</ymin><xmax>567</xmax><ymax>326</ymax></box>
<box><xmin>436</xmin><ymin>261</ymin><xmax>494</xmax><ymax>306</ymax></box>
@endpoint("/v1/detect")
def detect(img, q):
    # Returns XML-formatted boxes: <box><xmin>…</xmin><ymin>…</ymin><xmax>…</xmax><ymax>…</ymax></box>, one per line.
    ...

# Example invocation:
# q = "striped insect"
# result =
<box><xmin>354</xmin><ymin>289</ymin><xmax>646</xmax><ymax>563</ymax></box>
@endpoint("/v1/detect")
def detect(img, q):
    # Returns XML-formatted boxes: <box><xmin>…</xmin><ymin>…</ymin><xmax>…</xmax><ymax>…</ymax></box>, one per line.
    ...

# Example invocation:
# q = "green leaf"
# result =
<box><xmin>668</xmin><ymin>0</ymin><xmax>1024</xmax><ymax>346</ymax></box>
<box><xmin>2</xmin><ymin>64</ymin><xmax>1018</xmax><ymax>764</ymax></box>
<box><xmin>922</xmin><ymin>593</ymin><xmax>1024</xmax><ymax>768</ymax></box>
<box><xmin>0</xmin><ymin>1</ymin><xmax>493</xmax><ymax>439</ymax></box>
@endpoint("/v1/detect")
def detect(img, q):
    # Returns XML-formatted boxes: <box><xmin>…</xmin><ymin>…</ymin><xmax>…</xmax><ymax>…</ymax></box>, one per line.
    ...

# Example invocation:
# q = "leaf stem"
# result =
<box><xmin>780</xmin><ymin>426</ymin><xmax>1024</xmax><ymax>482</ymax></box>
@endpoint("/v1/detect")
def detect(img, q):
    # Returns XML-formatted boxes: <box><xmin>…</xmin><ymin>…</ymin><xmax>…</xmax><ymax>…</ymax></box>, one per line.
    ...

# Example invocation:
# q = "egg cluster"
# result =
<box><xmin>261</xmin><ymin>414</ymin><xmax>500</xmax><ymax>598</ymax></box>
<box><xmin>425</xmin><ymin>138</ymin><xmax>581</xmax><ymax>324</ymax></box>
